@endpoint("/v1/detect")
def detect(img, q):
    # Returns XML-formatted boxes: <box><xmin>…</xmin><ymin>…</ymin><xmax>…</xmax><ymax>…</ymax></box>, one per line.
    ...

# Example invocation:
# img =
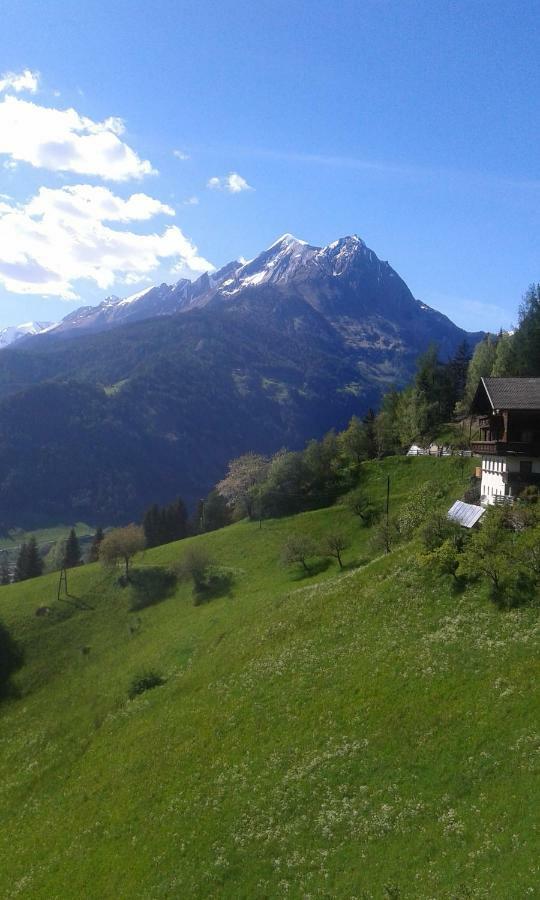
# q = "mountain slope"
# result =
<box><xmin>0</xmin><ymin>457</ymin><xmax>538</xmax><ymax>898</ymax></box>
<box><xmin>0</xmin><ymin>320</ymin><xmax>55</xmax><ymax>349</ymax></box>
<box><xmin>0</xmin><ymin>234</ymin><xmax>482</xmax><ymax>526</ymax></box>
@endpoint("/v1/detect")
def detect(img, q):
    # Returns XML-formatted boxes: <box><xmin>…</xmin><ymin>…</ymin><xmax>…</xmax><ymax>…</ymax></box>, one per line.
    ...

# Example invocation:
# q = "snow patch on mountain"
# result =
<box><xmin>0</xmin><ymin>320</ymin><xmax>56</xmax><ymax>349</ymax></box>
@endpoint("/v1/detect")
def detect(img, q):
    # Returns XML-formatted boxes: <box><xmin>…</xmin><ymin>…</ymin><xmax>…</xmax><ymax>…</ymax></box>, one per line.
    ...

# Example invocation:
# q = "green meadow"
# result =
<box><xmin>0</xmin><ymin>457</ymin><xmax>539</xmax><ymax>899</ymax></box>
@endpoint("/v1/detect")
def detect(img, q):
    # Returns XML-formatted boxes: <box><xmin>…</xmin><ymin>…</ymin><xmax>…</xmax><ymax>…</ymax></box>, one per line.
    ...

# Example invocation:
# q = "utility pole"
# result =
<box><xmin>57</xmin><ymin>567</ymin><xmax>68</xmax><ymax>601</ymax></box>
<box><xmin>385</xmin><ymin>475</ymin><xmax>391</xmax><ymax>554</ymax></box>
<box><xmin>199</xmin><ymin>499</ymin><xmax>205</xmax><ymax>533</ymax></box>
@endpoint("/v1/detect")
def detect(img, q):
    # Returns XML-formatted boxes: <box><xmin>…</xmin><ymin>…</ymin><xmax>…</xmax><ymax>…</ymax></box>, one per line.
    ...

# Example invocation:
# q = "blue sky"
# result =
<box><xmin>0</xmin><ymin>0</ymin><xmax>539</xmax><ymax>332</ymax></box>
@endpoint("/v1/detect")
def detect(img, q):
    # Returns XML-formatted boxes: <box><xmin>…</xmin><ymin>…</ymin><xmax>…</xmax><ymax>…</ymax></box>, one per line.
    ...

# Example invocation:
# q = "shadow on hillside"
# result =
<box><xmin>0</xmin><ymin>622</ymin><xmax>24</xmax><ymax>704</ymax></box>
<box><xmin>193</xmin><ymin>569</ymin><xmax>235</xmax><ymax>606</ymax></box>
<box><xmin>290</xmin><ymin>558</ymin><xmax>332</xmax><ymax>581</ymax></box>
<box><xmin>128</xmin><ymin>567</ymin><xmax>178</xmax><ymax>611</ymax></box>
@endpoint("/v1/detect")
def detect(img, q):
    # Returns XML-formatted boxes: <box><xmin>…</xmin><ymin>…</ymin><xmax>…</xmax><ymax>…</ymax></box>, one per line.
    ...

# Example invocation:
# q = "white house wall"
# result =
<box><xmin>480</xmin><ymin>455</ymin><xmax>540</xmax><ymax>505</ymax></box>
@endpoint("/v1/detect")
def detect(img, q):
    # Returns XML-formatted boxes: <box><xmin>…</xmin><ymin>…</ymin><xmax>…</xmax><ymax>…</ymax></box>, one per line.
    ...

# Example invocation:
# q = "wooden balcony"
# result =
<box><xmin>471</xmin><ymin>440</ymin><xmax>537</xmax><ymax>456</ymax></box>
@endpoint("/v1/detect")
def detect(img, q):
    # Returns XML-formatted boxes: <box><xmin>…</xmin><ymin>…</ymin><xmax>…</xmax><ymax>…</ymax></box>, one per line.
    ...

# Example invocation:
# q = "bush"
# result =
<box><xmin>420</xmin><ymin>513</ymin><xmax>465</xmax><ymax>553</ymax></box>
<box><xmin>128</xmin><ymin>669</ymin><xmax>166</xmax><ymax>699</ymax></box>
<box><xmin>346</xmin><ymin>489</ymin><xmax>379</xmax><ymax>526</ymax></box>
<box><xmin>397</xmin><ymin>481</ymin><xmax>443</xmax><ymax>537</ymax></box>
<box><xmin>370</xmin><ymin>517</ymin><xmax>400</xmax><ymax>555</ymax></box>
<box><xmin>280</xmin><ymin>533</ymin><xmax>319</xmax><ymax>574</ymax></box>
<box><xmin>100</xmin><ymin>525</ymin><xmax>145</xmax><ymax>581</ymax></box>
<box><xmin>320</xmin><ymin>532</ymin><xmax>350</xmax><ymax>570</ymax></box>
<box><xmin>128</xmin><ymin>567</ymin><xmax>178</xmax><ymax>611</ymax></box>
<box><xmin>175</xmin><ymin>546</ymin><xmax>233</xmax><ymax>604</ymax></box>
<box><xmin>176</xmin><ymin>546</ymin><xmax>214</xmax><ymax>590</ymax></box>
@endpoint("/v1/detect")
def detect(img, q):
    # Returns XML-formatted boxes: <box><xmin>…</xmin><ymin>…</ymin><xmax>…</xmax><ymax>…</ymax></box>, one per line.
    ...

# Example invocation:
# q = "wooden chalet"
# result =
<box><xmin>470</xmin><ymin>377</ymin><xmax>540</xmax><ymax>504</ymax></box>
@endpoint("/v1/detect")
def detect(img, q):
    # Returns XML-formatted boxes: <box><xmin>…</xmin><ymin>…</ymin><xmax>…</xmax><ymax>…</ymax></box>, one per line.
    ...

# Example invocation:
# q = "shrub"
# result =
<box><xmin>100</xmin><ymin>525</ymin><xmax>145</xmax><ymax>581</ymax></box>
<box><xmin>346</xmin><ymin>489</ymin><xmax>379</xmax><ymax>526</ymax></box>
<box><xmin>397</xmin><ymin>481</ymin><xmax>443</xmax><ymax>537</ymax></box>
<box><xmin>128</xmin><ymin>567</ymin><xmax>178</xmax><ymax>611</ymax></box>
<box><xmin>321</xmin><ymin>532</ymin><xmax>350</xmax><ymax>570</ymax></box>
<box><xmin>370</xmin><ymin>517</ymin><xmax>400</xmax><ymax>555</ymax></box>
<box><xmin>174</xmin><ymin>546</ymin><xmax>232</xmax><ymax>604</ymax></box>
<box><xmin>176</xmin><ymin>546</ymin><xmax>214</xmax><ymax>590</ymax></box>
<box><xmin>128</xmin><ymin>669</ymin><xmax>166</xmax><ymax>699</ymax></box>
<box><xmin>280</xmin><ymin>533</ymin><xmax>319</xmax><ymax>574</ymax></box>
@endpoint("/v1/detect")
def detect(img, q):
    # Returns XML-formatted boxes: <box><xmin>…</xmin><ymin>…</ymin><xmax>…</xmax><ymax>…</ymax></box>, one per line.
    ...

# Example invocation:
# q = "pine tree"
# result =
<box><xmin>0</xmin><ymin>561</ymin><xmax>10</xmax><ymax>586</ymax></box>
<box><xmin>88</xmin><ymin>527</ymin><xmax>104</xmax><ymax>563</ymax></box>
<box><xmin>460</xmin><ymin>335</ymin><xmax>498</xmax><ymax>412</ymax></box>
<box><xmin>143</xmin><ymin>504</ymin><xmax>161</xmax><ymax>548</ymax></box>
<box><xmin>25</xmin><ymin>537</ymin><xmax>44</xmax><ymax>579</ymax></box>
<box><xmin>144</xmin><ymin>498</ymin><xmax>189</xmax><ymax>547</ymax></box>
<box><xmin>199</xmin><ymin>490</ymin><xmax>231</xmax><ymax>532</ymax></box>
<box><xmin>170</xmin><ymin>498</ymin><xmax>188</xmax><ymax>541</ymax></box>
<box><xmin>15</xmin><ymin>538</ymin><xmax>43</xmax><ymax>581</ymax></box>
<box><xmin>448</xmin><ymin>340</ymin><xmax>471</xmax><ymax>404</ymax></box>
<box><xmin>492</xmin><ymin>331</ymin><xmax>517</xmax><ymax>376</ymax></box>
<box><xmin>63</xmin><ymin>528</ymin><xmax>81</xmax><ymax>569</ymax></box>
<box><xmin>513</xmin><ymin>284</ymin><xmax>540</xmax><ymax>375</ymax></box>
<box><xmin>14</xmin><ymin>542</ymin><xmax>29</xmax><ymax>582</ymax></box>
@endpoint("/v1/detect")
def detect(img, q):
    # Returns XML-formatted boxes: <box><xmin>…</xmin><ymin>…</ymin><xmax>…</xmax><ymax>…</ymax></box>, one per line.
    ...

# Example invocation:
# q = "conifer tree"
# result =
<box><xmin>15</xmin><ymin>538</ymin><xmax>43</xmax><ymax>581</ymax></box>
<box><xmin>63</xmin><ymin>528</ymin><xmax>82</xmax><ymax>569</ymax></box>
<box><xmin>513</xmin><ymin>284</ymin><xmax>540</xmax><ymax>375</ymax></box>
<box><xmin>200</xmin><ymin>490</ymin><xmax>231</xmax><ymax>532</ymax></box>
<box><xmin>0</xmin><ymin>561</ymin><xmax>10</xmax><ymax>586</ymax></box>
<box><xmin>14</xmin><ymin>542</ymin><xmax>29</xmax><ymax>582</ymax></box>
<box><xmin>143</xmin><ymin>504</ymin><xmax>161</xmax><ymax>548</ymax></box>
<box><xmin>88</xmin><ymin>527</ymin><xmax>104</xmax><ymax>563</ymax></box>
<box><xmin>26</xmin><ymin>537</ymin><xmax>44</xmax><ymax>579</ymax></box>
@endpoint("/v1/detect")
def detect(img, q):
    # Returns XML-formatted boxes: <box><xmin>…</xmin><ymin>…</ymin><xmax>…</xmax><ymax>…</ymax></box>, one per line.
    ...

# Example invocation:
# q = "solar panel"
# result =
<box><xmin>447</xmin><ymin>500</ymin><xmax>486</xmax><ymax>528</ymax></box>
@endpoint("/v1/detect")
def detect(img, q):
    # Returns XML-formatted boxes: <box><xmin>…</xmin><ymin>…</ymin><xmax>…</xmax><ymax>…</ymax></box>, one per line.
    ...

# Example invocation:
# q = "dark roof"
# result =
<box><xmin>481</xmin><ymin>377</ymin><xmax>540</xmax><ymax>410</ymax></box>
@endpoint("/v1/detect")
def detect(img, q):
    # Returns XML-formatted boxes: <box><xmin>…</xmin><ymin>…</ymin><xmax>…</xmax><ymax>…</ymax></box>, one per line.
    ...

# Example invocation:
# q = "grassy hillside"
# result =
<box><xmin>1</xmin><ymin>457</ymin><xmax>539</xmax><ymax>898</ymax></box>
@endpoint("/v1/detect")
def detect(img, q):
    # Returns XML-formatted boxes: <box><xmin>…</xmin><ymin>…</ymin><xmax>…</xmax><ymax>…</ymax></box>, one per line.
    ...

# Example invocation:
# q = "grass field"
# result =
<box><xmin>1</xmin><ymin>456</ymin><xmax>539</xmax><ymax>898</ymax></box>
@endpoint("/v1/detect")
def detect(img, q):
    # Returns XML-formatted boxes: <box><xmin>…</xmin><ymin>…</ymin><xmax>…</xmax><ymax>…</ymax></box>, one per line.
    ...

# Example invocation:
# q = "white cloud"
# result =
<box><xmin>0</xmin><ymin>95</ymin><xmax>155</xmax><ymax>181</ymax></box>
<box><xmin>183</xmin><ymin>196</ymin><xmax>199</xmax><ymax>206</ymax></box>
<box><xmin>0</xmin><ymin>68</ymin><xmax>39</xmax><ymax>94</ymax></box>
<box><xmin>207</xmin><ymin>172</ymin><xmax>253</xmax><ymax>193</ymax></box>
<box><xmin>0</xmin><ymin>184</ymin><xmax>213</xmax><ymax>298</ymax></box>
<box><xmin>173</xmin><ymin>149</ymin><xmax>190</xmax><ymax>160</ymax></box>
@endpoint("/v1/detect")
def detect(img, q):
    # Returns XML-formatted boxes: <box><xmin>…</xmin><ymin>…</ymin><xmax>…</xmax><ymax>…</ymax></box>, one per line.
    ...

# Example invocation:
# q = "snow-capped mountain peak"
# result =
<box><xmin>267</xmin><ymin>232</ymin><xmax>308</xmax><ymax>250</ymax></box>
<box><xmin>117</xmin><ymin>287</ymin><xmax>154</xmax><ymax>307</ymax></box>
<box><xmin>7</xmin><ymin>231</ymin><xmax>441</xmax><ymax>342</ymax></box>
<box><xmin>0</xmin><ymin>320</ymin><xmax>57</xmax><ymax>349</ymax></box>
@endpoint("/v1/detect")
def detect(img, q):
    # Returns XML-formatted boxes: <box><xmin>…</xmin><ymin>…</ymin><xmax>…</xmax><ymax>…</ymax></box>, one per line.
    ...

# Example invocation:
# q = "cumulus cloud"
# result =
<box><xmin>0</xmin><ymin>95</ymin><xmax>156</xmax><ymax>180</ymax></box>
<box><xmin>207</xmin><ymin>172</ymin><xmax>253</xmax><ymax>193</ymax></box>
<box><xmin>0</xmin><ymin>68</ymin><xmax>39</xmax><ymax>93</ymax></box>
<box><xmin>0</xmin><ymin>184</ymin><xmax>213</xmax><ymax>298</ymax></box>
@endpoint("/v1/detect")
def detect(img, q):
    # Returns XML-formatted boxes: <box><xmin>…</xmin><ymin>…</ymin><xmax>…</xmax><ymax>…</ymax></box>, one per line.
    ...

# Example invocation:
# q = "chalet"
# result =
<box><xmin>471</xmin><ymin>377</ymin><xmax>540</xmax><ymax>505</ymax></box>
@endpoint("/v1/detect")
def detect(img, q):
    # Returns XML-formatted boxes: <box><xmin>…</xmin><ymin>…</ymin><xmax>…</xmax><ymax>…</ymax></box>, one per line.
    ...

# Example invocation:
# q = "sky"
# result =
<box><xmin>0</xmin><ymin>0</ymin><xmax>539</xmax><ymax>332</ymax></box>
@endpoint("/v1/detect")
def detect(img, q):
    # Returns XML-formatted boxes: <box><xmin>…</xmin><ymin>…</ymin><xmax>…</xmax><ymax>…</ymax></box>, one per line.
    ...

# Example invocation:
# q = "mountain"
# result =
<box><xmin>0</xmin><ymin>320</ymin><xmax>56</xmax><ymax>349</ymax></box>
<box><xmin>46</xmin><ymin>260</ymin><xmax>243</xmax><ymax>336</ymax></box>
<box><xmin>0</xmin><ymin>234</ymin><xmax>483</xmax><ymax>527</ymax></box>
<box><xmin>41</xmin><ymin>235</ymin><xmax>472</xmax><ymax>365</ymax></box>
